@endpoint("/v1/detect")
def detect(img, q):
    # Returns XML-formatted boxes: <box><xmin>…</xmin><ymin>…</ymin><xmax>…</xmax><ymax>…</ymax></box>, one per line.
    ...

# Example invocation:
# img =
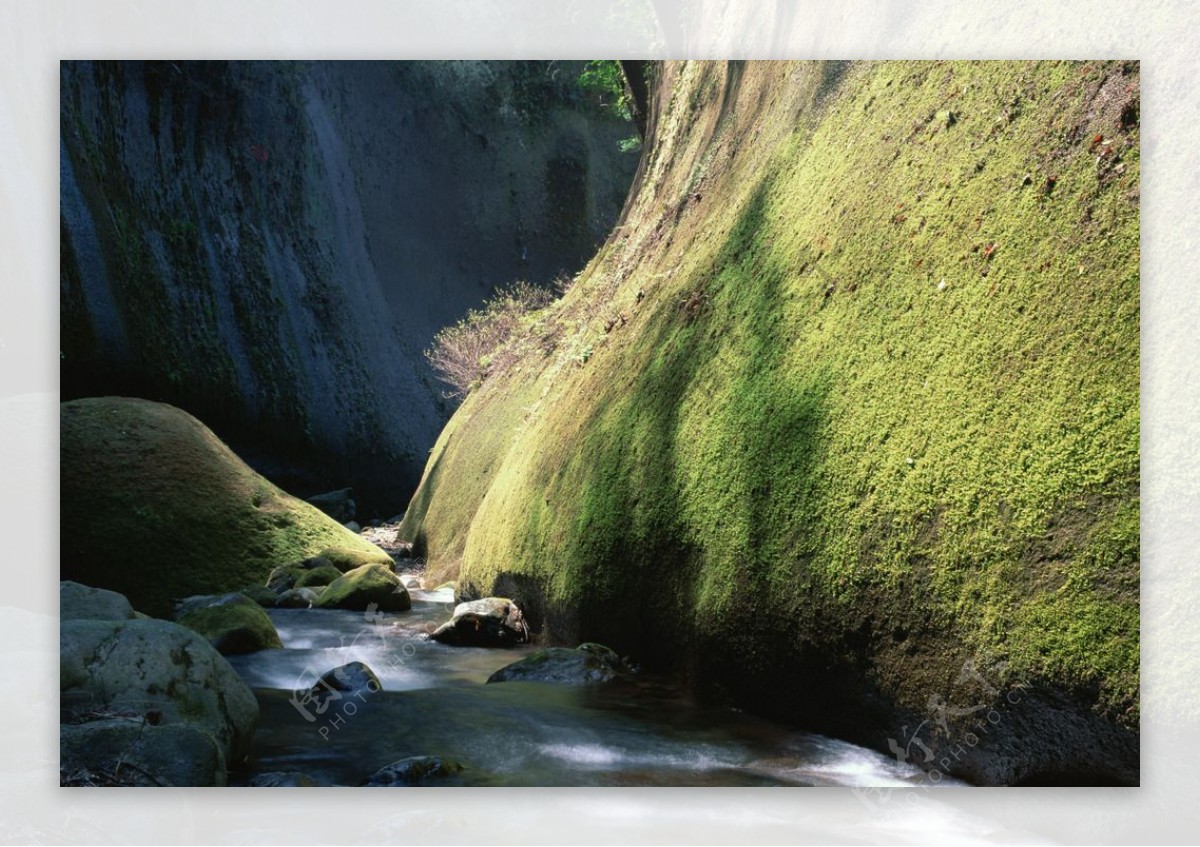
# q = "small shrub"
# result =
<box><xmin>426</xmin><ymin>281</ymin><xmax>556</xmax><ymax>398</ymax></box>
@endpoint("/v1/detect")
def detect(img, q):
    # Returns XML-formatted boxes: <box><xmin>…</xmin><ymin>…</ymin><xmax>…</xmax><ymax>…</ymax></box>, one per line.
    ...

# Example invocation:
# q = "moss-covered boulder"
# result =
<box><xmin>176</xmin><ymin>593</ymin><xmax>283</xmax><ymax>654</ymax></box>
<box><xmin>60</xmin><ymin>580</ymin><xmax>136</xmax><ymax>622</ymax></box>
<box><xmin>486</xmin><ymin>643</ymin><xmax>625</xmax><ymax>685</ymax></box>
<box><xmin>429</xmin><ymin>598</ymin><xmax>528</xmax><ymax>647</ymax></box>
<box><xmin>318</xmin><ymin>545</ymin><xmax>395</xmax><ymax>573</ymax></box>
<box><xmin>314</xmin><ymin>564</ymin><xmax>411</xmax><ymax>612</ymax></box>
<box><xmin>295</xmin><ymin>564</ymin><xmax>343</xmax><ymax>589</ymax></box>
<box><xmin>60</xmin><ymin>617</ymin><xmax>259</xmax><ymax>773</ymax></box>
<box><xmin>60</xmin><ymin>397</ymin><xmax>391</xmax><ymax>617</ymax></box>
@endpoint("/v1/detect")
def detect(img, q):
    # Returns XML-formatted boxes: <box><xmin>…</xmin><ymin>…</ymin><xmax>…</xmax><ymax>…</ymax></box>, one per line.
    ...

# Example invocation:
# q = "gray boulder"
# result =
<box><xmin>276</xmin><ymin>587</ymin><xmax>320</xmax><ymax>608</ymax></box>
<box><xmin>364</xmin><ymin>756</ymin><xmax>464</xmax><ymax>786</ymax></box>
<box><xmin>429</xmin><ymin>597</ymin><xmax>528</xmax><ymax>647</ymax></box>
<box><xmin>60</xmin><ymin>618</ymin><xmax>259</xmax><ymax>771</ymax></box>
<box><xmin>60</xmin><ymin>719</ymin><xmax>223</xmax><ymax>787</ymax></box>
<box><xmin>305</xmin><ymin>661</ymin><xmax>382</xmax><ymax>715</ymax></box>
<box><xmin>487</xmin><ymin>643</ymin><xmax>626</xmax><ymax>685</ymax></box>
<box><xmin>60</xmin><ymin>580</ymin><xmax>136</xmax><ymax>622</ymax></box>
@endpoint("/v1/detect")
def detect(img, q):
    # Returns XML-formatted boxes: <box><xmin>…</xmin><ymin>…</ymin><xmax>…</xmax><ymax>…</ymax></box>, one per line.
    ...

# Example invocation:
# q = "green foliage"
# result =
<box><xmin>578</xmin><ymin>60</ymin><xmax>632</xmax><ymax>122</ymax></box>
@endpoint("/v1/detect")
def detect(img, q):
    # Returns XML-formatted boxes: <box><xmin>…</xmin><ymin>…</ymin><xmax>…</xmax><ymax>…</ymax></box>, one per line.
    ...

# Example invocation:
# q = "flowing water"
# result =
<box><xmin>227</xmin><ymin>586</ymin><xmax>960</xmax><ymax>788</ymax></box>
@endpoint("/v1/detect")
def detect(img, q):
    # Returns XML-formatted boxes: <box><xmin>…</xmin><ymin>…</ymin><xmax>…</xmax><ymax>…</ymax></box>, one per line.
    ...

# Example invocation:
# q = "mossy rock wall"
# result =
<box><xmin>400</xmin><ymin>61</ymin><xmax>1140</xmax><ymax>783</ymax></box>
<box><xmin>60</xmin><ymin>396</ymin><xmax>391</xmax><ymax>617</ymax></box>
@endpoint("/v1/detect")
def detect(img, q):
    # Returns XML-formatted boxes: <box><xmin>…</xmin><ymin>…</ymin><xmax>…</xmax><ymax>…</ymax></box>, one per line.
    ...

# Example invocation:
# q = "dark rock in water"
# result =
<box><xmin>60</xmin><ymin>618</ymin><xmax>259</xmax><ymax>775</ymax></box>
<box><xmin>60</xmin><ymin>719</ymin><xmax>224</xmax><ymax>787</ymax></box>
<box><xmin>176</xmin><ymin>593</ymin><xmax>283</xmax><ymax>654</ymax></box>
<box><xmin>59</xmin><ymin>398</ymin><xmax>392</xmax><ymax>617</ymax></box>
<box><xmin>249</xmin><ymin>771</ymin><xmax>328</xmax><ymax>787</ymax></box>
<box><xmin>306</xmin><ymin>488</ymin><xmax>356</xmax><ymax>523</ymax></box>
<box><xmin>295</xmin><ymin>563</ymin><xmax>343</xmax><ymax>589</ymax></box>
<box><xmin>276</xmin><ymin>587</ymin><xmax>320</xmax><ymax>608</ymax></box>
<box><xmin>487</xmin><ymin>643</ymin><xmax>626</xmax><ymax>685</ymax></box>
<box><xmin>60</xmin><ymin>580</ymin><xmax>136</xmax><ymax>621</ymax></box>
<box><xmin>429</xmin><ymin>597</ymin><xmax>528</xmax><ymax>647</ymax></box>
<box><xmin>316</xmin><ymin>661</ymin><xmax>382</xmax><ymax>695</ymax></box>
<box><xmin>239</xmin><ymin>584</ymin><xmax>279</xmax><ymax>608</ymax></box>
<box><xmin>345</xmin><ymin>520</ymin><xmax>361</xmax><ymax>533</ymax></box>
<box><xmin>305</xmin><ymin>661</ymin><xmax>383</xmax><ymax>715</ymax></box>
<box><xmin>315</xmin><ymin>563</ymin><xmax>411</xmax><ymax>612</ymax></box>
<box><xmin>363</xmin><ymin>755</ymin><xmax>464</xmax><ymax>786</ymax></box>
<box><xmin>319</xmin><ymin>545</ymin><xmax>395</xmax><ymax>573</ymax></box>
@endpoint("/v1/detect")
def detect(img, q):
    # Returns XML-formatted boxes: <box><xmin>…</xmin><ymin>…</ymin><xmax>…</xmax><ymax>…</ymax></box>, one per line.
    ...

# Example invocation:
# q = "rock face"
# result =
<box><xmin>363</xmin><ymin>756</ymin><xmax>464</xmax><ymax>786</ymax></box>
<box><xmin>60</xmin><ymin>397</ymin><xmax>392</xmax><ymax>617</ymax></box>
<box><xmin>60</xmin><ymin>60</ymin><xmax>639</xmax><ymax>514</ymax></box>
<box><xmin>487</xmin><ymin>643</ymin><xmax>625</xmax><ymax>685</ymax></box>
<box><xmin>398</xmin><ymin>61</ymin><xmax>1141</xmax><ymax>784</ymax></box>
<box><xmin>429</xmin><ymin>598</ymin><xmax>527</xmax><ymax>647</ymax></box>
<box><xmin>60</xmin><ymin>580</ymin><xmax>136</xmax><ymax>621</ymax></box>
<box><xmin>60</xmin><ymin>720</ymin><xmax>224</xmax><ymax>787</ymax></box>
<box><xmin>60</xmin><ymin>616</ymin><xmax>259</xmax><ymax>784</ymax></box>
<box><xmin>175</xmin><ymin>593</ymin><xmax>284</xmax><ymax>655</ymax></box>
<box><xmin>315</xmin><ymin>563</ymin><xmax>411</xmax><ymax>612</ymax></box>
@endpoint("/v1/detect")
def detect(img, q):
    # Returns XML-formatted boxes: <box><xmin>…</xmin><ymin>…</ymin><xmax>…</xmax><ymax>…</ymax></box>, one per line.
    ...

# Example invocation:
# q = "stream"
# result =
<box><xmin>227</xmin><ymin>584</ymin><xmax>959</xmax><ymax>788</ymax></box>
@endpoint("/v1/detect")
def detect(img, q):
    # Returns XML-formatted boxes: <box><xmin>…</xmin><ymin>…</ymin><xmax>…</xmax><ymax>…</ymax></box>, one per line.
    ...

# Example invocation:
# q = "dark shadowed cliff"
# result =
<box><xmin>60</xmin><ymin>60</ymin><xmax>638</xmax><ymax>513</ymax></box>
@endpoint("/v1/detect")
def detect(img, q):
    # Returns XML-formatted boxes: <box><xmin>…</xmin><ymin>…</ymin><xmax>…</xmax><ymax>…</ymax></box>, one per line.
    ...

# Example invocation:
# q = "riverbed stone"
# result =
<box><xmin>306</xmin><ymin>661</ymin><xmax>383</xmax><ymax>715</ymax></box>
<box><xmin>266</xmin><ymin>564</ymin><xmax>307</xmax><ymax>592</ymax></box>
<box><xmin>60</xmin><ymin>580</ymin><xmax>136</xmax><ymax>622</ymax></box>
<box><xmin>248</xmin><ymin>771</ymin><xmax>328</xmax><ymax>787</ymax></box>
<box><xmin>314</xmin><ymin>563</ymin><xmax>411</xmax><ymax>611</ymax></box>
<box><xmin>176</xmin><ymin>593</ymin><xmax>283</xmax><ymax>655</ymax></box>
<box><xmin>239</xmin><ymin>584</ymin><xmax>280</xmax><ymax>607</ymax></box>
<box><xmin>429</xmin><ymin>597</ymin><xmax>528</xmax><ymax>647</ymax></box>
<box><xmin>487</xmin><ymin>643</ymin><xmax>626</xmax><ymax>685</ymax></box>
<box><xmin>60</xmin><ymin>719</ymin><xmax>224</xmax><ymax>787</ymax></box>
<box><xmin>276</xmin><ymin>587</ymin><xmax>320</xmax><ymax>608</ymax></box>
<box><xmin>60</xmin><ymin>618</ymin><xmax>259</xmax><ymax>774</ymax></box>
<box><xmin>363</xmin><ymin>755</ymin><xmax>464</xmax><ymax>786</ymax></box>
<box><xmin>295</xmin><ymin>563</ymin><xmax>343</xmax><ymax>589</ymax></box>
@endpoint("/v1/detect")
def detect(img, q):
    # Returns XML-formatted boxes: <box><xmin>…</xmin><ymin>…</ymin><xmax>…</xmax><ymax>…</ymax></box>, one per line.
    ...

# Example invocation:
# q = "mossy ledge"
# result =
<box><xmin>60</xmin><ymin>396</ymin><xmax>391</xmax><ymax>617</ymax></box>
<box><xmin>400</xmin><ymin>61</ymin><xmax>1139</xmax><ymax>785</ymax></box>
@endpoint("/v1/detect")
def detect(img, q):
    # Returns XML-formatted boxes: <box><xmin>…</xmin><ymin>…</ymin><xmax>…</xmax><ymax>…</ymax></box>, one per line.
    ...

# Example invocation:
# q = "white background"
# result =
<box><xmin>1</xmin><ymin>0</ymin><xmax>1196</xmax><ymax>843</ymax></box>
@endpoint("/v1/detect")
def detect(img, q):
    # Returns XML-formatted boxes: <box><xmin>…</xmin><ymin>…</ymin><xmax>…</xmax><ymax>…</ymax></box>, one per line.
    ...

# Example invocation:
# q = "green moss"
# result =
<box><xmin>404</xmin><ymin>61</ymin><xmax>1139</xmax><ymax>723</ymax></box>
<box><xmin>177</xmin><ymin>596</ymin><xmax>283</xmax><ymax>655</ymax></box>
<box><xmin>295</xmin><ymin>564</ymin><xmax>343</xmax><ymax>589</ymax></box>
<box><xmin>317</xmin><ymin>546</ymin><xmax>395</xmax><ymax>573</ymax></box>
<box><xmin>60</xmin><ymin>397</ymin><xmax>390</xmax><ymax>617</ymax></box>
<box><xmin>314</xmin><ymin>563</ymin><xmax>411</xmax><ymax>612</ymax></box>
